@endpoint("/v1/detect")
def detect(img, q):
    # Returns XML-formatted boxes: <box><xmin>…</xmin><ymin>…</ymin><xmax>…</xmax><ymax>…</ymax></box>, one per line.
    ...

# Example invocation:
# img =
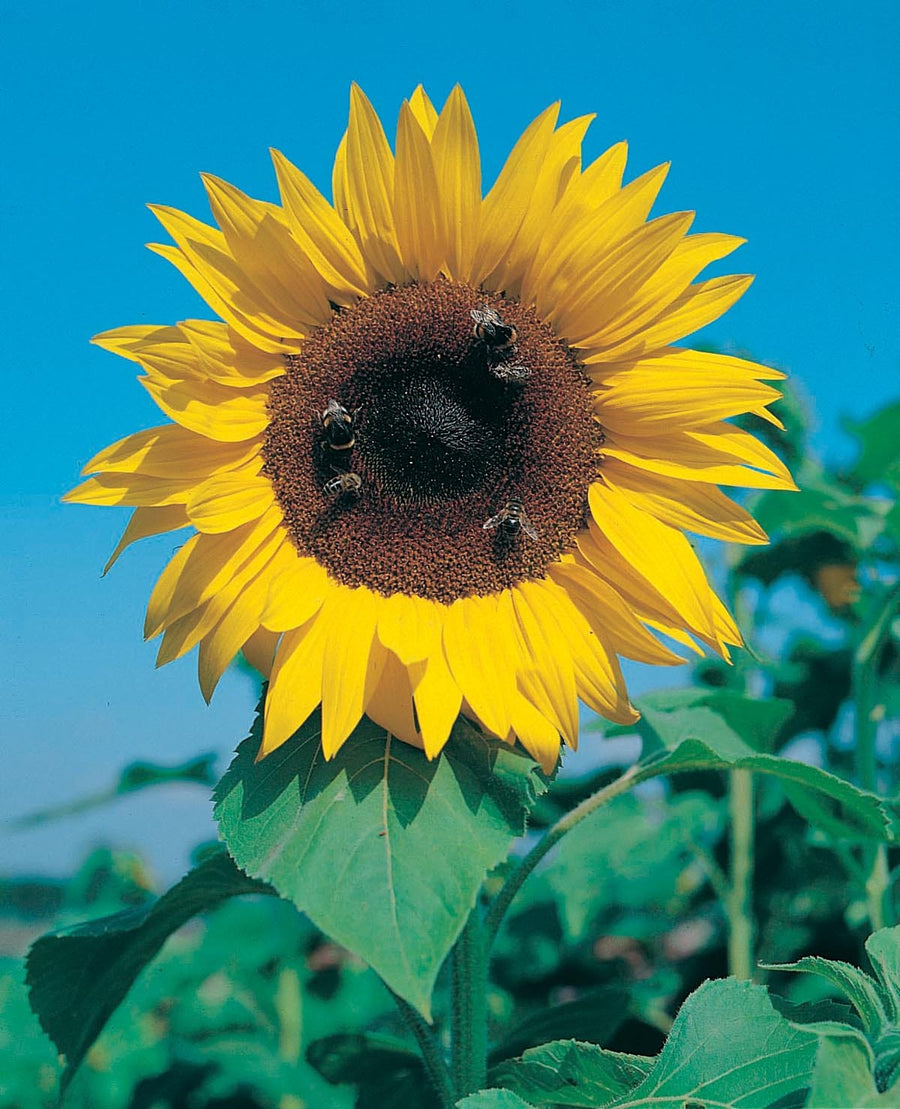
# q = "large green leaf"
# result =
<box><xmin>807</xmin><ymin>1025</ymin><xmax>900</xmax><ymax>1107</ymax></box>
<box><xmin>457</xmin><ymin>1092</ymin><xmax>537</xmax><ymax>1108</ymax></box>
<box><xmin>605</xmin><ymin>978</ymin><xmax>818</xmax><ymax>1108</ymax></box>
<box><xmin>764</xmin><ymin>955</ymin><xmax>888</xmax><ymax>1037</ymax></box>
<box><xmin>26</xmin><ymin>848</ymin><xmax>272</xmax><ymax>1093</ymax></box>
<box><xmin>632</xmin><ymin>694</ymin><xmax>899</xmax><ymax>841</ymax></box>
<box><xmin>214</xmin><ymin>709</ymin><xmax>546</xmax><ymax>1018</ymax></box>
<box><xmin>490</xmin><ymin>1040</ymin><xmax>652</xmax><ymax>1106</ymax></box>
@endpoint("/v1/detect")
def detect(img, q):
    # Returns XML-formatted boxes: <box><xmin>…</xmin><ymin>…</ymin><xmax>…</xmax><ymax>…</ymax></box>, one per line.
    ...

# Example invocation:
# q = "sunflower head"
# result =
<box><xmin>65</xmin><ymin>84</ymin><xmax>794</xmax><ymax>773</ymax></box>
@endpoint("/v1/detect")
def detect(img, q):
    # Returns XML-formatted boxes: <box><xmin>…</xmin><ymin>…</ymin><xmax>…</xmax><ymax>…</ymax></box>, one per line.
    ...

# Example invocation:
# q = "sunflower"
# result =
<box><xmin>66</xmin><ymin>85</ymin><xmax>793</xmax><ymax>773</ymax></box>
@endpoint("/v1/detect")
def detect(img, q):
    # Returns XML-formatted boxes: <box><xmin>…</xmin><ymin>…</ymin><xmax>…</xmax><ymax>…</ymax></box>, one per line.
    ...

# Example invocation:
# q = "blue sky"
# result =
<box><xmin>2</xmin><ymin>0</ymin><xmax>898</xmax><ymax>882</ymax></box>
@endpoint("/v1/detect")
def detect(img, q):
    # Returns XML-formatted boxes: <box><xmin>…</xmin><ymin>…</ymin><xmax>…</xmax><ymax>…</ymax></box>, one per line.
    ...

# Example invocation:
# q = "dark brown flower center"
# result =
<box><xmin>263</xmin><ymin>279</ymin><xmax>600</xmax><ymax>602</ymax></box>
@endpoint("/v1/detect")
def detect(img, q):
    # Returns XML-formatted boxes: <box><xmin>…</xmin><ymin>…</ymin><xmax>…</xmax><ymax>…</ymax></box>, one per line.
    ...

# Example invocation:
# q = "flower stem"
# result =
<box><xmin>451</xmin><ymin>907</ymin><xmax>488</xmax><ymax>1098</ymax></box>
<box><xmin>485</xmin><ymin>764</ymin><xmax>640</xmax><ymax>945</ymax></box>
<box><xmin>390</xmin><ymin>989</ymin><xmax>455</xmax><ymax>1108</ymax></box>
<box><xmin>726</xmin><ymin>768</ymin><xmax>756</xmax><ymax>980</ymax></box>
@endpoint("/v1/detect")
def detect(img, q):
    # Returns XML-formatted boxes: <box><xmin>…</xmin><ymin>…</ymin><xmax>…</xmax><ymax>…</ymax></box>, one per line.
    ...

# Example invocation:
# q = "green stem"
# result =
<box><xmin>390</xmin><ymin>989</ymin><xmax>454</xmax><ymax>1108</ymax></box>
<box><xmin>451</xmin><ymin>907</ymin><xmax>488</xmax><ymax>1099</ymax></box>
<box><xmin>726</xmin><ymin>769</ymin><xmax>756</xmax><ymax>980</ymax></box>
<box><xmin>485</xmin><ymin>764</ymin><xmax>640</xmax><ymax>945</ymax></box>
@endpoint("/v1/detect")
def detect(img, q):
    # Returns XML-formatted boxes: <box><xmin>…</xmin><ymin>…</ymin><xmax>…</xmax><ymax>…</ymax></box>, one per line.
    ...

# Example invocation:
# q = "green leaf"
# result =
<box><xmin>26</xmin><ymin>847</ymin><xmax>272</xmax><ymax>1093</ymax></box>
<box><xmin>491</xmin><ymin>986</ymin><xmax>632</xmax><ymax>1063</ymax></box>
<box><xmin>605</xmin><ymin>978</ymin><xmax>818</xmax><ymax>1108</ymax></box>
<box><xmin>868</xmin><ymin>928</ymin><xmax>900</xmax><ymax>1022</ymax></box>
<box><xmin>456</xmin><ymin>1091</ymin><xmax>538</xmax><ymax>1108</ymax></box>
<box><xmin>807</xmin><ymin>1025</ymin><xmax>900</xmax><ymax>1107</ymax></box>
<box><xmin>214</xmin><ymin>708</ymin><xmax>546</xmax><ymax>1018</ymax></box>
<box><xmin>763</xmin><ymin>955</ymin><xmax>888</xmax><ymax>1037</ymax></box>
<box><xmin>306</xmin><ymin>1032</ymin><xmax>432</xmax><ymax>1109</ymax></box>
<box><xmin>489</xmin><ymin>1040</ymin><xmax>652</xmax><ymax>1106</ymax></box>
<box><xmin>632</xmin><ymin>695</ymin><xmax>899</xmax><ymax>841</ymax></box>
<box><xmin>9</xmin><ymin>753</ymin><xmax>218</xmax><ymax>828</ymax></box>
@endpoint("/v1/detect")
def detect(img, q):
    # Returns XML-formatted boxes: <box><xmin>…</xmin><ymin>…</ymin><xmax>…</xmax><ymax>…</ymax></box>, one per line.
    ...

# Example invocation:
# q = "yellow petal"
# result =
<box><xmin>186</xmin><ymin>464</ymin><xmax>275</xmax><ymax>534</ymax></box>
<box><xmin>365</xmin><ymin>651</ymin><xmax>421</xmax><ymax>748</ymax></box>
<box><xmin>531</xmin><ymin>162</ymin><xmax>670</xmax><ymax>319</ymax></box>
<box><xmin>156</xmin><ymin>531</ymin><xmax>286</xmax><ymax>667</ymax></box>
<box><xmin>103</xmin><ymin>505</ymin><xmax>191</xmax><ymax>575</ymax></box>
<box><xmin>412</xmin><ymin>637</ymin><xmax>462</xmax><ymax>759</ymax></box>
<box><xmin>65</xmin><ymin>472</ymin><xmax>197</xmax><ymax>507</ymax></box>
<box><xmin>148</xmin><ymin>208</ymin><xmax>306</xmax><ymax>349</ymax></box>
<box><xmin>470</xmin><ymin>103</ymin><xmax>560</xmax><ymax>286</ymax></box>
<box><xmin>261</xmin><ymin>615</ymin><xmax>329</xmax><ymax>758</ymax></box>
<box><xmin>602</xmin><ymin>422</ymin><xmax>796</xmax><ymax>490</ymax></box>
<box><xmin>201</xmin><ymin>174</ymin><xmax>331</xmax><ymax>330</ymax></box>
<box><xmin>140</xmin><ymin>377</ymin><xmax>269</xmax><ymax>442</ymax></box>
<box><xmin>407</xmin><ymin>85</ymin><xmax>438</xmax><ymax>138</ymax></box>
<box><xmin>540</xmin><ymin>578</ymin><xmax>636</xmax><ymax>724</ymax></box>
<box><xmin>320</xmin><ymin>587</ymin><xmax>383</xmax><ymax>758</ymax></box>
<box><xmin>344</xmin><ymin>84</ymin><xmax>404</xmax><ymax>283</ymax></box>
<box><xmin>594</xmin><ymin>365</ymin><xmax>782</xmax><ymax>436</ymax></box>
<box><xmin>443</xmin><ymin>595</ymin><xmax>516</xmax><ymax>739</ymax></box>
<box><xmin>583</xmin><ymin>232</ymin><xmax>745</xmax><ymax>350</ymax></box>
<box><xmin>83</xmin><ymin>424</ymin><xmax>259</xmax><ymax>478</ymax></box>
<box><xmin>600</xmin><ymin>457</ymin><xmax>769</xmax><ymax>545</ymax></box>
<box><xmin>507</xmin><ymin>694</ymin><xmax>561</xmax><ymax>774</ymax></box>
<box><xmin>589</xmin><ymin>481</ymin><xmax>719</xmax><ymax>642</ymax></box>
<box><xmin>507</xmin><ymin>584</ymin><xmax>579</xmax><ymax>745</ymax></box>
<box><xmin>377</xmin><ymin>593</ymin><xmax>440</xmax><ymax>666</ymax></box>
<box><xmin>260</xmin><ymin>556</ymin><xmax>332</xmax><ymax>632</ymax></box>
<box><xmin>489</xmin><ymin>113</ymin><xmax>595</xmax><ymax>295</ymax></box>
<box><xmin>241</xmin><ymin>626</ymin><xmax>280</xmax><ymax>679</ymax></box>
<box><xmin>197</xmin><ymin>543</ymin><xmax>295</xmax><ymax>701</ymax></box>
<box><xmin>270</xmin><ymin>148</ymin><xmax>369</xmax><ymax>300</ymax></box>
<box><xmin>520</xmin><ymin>140</ymin><xmax>629</xmax><ymax>299</ymax></box>
<box><xmin>178</xmin><ymin>320</ymin><xmax>287</xmax><ymax>387</ymax></box>
<box><xmin>552</xmin><ymin>211</ymin><xmax>695</xmax><ymax>343</ymax></box>
<box><xmin>549</xmin><ymin>562</ymin><xmax>684</xmax><ymax>666</ymax></box>
<box><xmin>431</xmin><ymin>85</ymin><xmax>481</xmax><ymax>281</ymax></box>
<box><xmin>594</xmin><ymin>274</ymin><xmax>754</xmax><ymax>361</ymax></box>
<box><xmin>393</xmin><ymin>101</ymin><xmax>443</xmax><ymax>280</ymax></box>
<box><xmin>145</xmin><ymin>506</ymin><xmax>283</xmax><ymax>638</ymax></box>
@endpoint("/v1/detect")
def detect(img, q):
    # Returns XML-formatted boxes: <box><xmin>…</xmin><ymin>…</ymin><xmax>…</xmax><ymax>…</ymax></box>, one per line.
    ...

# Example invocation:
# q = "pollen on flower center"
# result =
<box><xmin>263</xmin><ymin>279</ymin><xmax>601</xmax><ymax>602</ymax></box>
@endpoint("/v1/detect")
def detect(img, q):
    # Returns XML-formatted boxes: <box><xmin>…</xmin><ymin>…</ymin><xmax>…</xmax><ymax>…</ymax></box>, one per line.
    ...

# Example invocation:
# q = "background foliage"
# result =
<box><xmin>4</xmin><ymin>387</ymin><xmax>900</xmax><ymax>1106</ymax></box>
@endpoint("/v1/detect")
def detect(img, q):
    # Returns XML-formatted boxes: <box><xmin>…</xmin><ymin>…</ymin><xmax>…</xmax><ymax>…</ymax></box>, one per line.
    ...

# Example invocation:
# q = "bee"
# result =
<box><xmin>470</xmin><ymin>306</ymin><xmax>531</xmax><ymax>382</ymax></box>
<box><xmin>483</xmin><ymin>497</ymin><xmax>539</xmax><ymax>541</ymax></box>
<box><xmin>319</xmin><ymin>399</ymin><xmax>359</xmax><ymax>451</ymax></box>
<box><xmin>323</xmin><ymin>470</ymin><xmax>363</xmax><ymax>497</ymax></box>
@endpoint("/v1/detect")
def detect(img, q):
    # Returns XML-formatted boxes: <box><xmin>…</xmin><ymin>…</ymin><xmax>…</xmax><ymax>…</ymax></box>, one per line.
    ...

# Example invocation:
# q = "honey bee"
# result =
<box><xmin>323</xmin><ymin>471</ymin><xmax>363</xmax><ymax>497</ymax></box>
<box><xmin>483</xmin><ymin>497</ymin><xmax>539</xmax><ymax>541</ymax></box>
<box><xmin>470</xmin><ymin>306</ymin><xmax>531</xmax><ymax>382</ymax></box>
<box><xmin>319</xmin><ymin>399</ymin><xmax>359</xmax><ymax>451</ymax></box>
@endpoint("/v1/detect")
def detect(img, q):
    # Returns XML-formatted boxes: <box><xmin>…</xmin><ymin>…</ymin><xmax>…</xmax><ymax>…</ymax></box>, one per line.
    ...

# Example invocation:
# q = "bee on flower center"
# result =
<box><xmin>471</xmin><ymin>306</ymin><xmax>531</xmax><ymax>384</ymax></box>
<box><xmin>483</xmin><ymin>497</ymin><xmax>539</xmax><ymax>541</ymax></box>
<box><xmin>319</xmin><ymin>399</ymin><xmax>359</xmax><ymax>451</ymax></box>
<box><xmin>323</xmin><ymin>470</ymin><xmax>363</xmax><ymax>498</ymax></box>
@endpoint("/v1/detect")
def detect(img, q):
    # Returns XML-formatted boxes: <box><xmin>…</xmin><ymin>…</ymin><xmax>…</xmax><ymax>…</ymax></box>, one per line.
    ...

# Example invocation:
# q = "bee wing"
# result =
<box><xmin>483</xmin><ymin>511</ymin><xmax>505</xmax><ymax>531</ymax></box>
<box><xmin>520</xmin><ymin>511</ymin><xmax>540</xmax><ymax>541</ymax></box>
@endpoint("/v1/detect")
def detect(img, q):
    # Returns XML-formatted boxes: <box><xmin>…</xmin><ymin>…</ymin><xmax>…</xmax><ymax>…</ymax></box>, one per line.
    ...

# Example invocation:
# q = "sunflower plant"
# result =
<box><xmin>24</xmin><ymin>86</ymin><xmax>900</xmax><ymax>1105</ymax></box>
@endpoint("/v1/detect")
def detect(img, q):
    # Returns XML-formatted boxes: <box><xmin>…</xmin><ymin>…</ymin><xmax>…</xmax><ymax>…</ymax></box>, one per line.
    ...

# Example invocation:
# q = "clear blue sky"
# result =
<box><xmin>2</xmin><ymin>0</ymin><xmax>897</xmax><ymax>882</ymax></box>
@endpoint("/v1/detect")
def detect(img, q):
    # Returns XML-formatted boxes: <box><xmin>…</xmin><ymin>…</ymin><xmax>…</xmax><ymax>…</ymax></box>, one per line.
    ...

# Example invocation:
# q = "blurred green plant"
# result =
<box><xmin>5</xmin><ymin>385</ymin><xmax>900</xmax><ymax>1107</ymax></box>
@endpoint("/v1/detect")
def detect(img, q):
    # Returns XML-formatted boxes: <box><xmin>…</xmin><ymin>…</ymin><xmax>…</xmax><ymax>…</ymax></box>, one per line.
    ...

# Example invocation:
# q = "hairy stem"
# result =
<box><xmin>451</xmin><ymin>908</ymin><xmax>488</xmax><ymax>1099</ymax></box>
<box><xmin>390</xmin><ymin>989</ymin><xmax>454</xmax><ymax>1108</ymax></box>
